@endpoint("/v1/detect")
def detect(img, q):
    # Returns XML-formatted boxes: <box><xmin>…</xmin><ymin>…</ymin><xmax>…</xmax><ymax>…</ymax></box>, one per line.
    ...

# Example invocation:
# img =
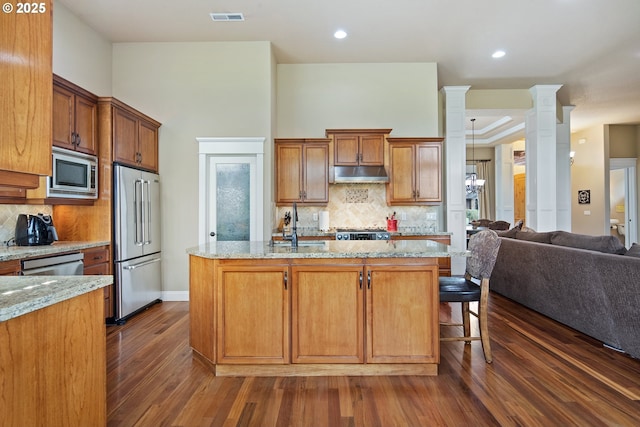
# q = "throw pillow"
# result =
<box><xmin>550</xmin><ymin>231</ymin><xmax>627</xmax><ymax>254</ymax></box>
<box><xmin>625</xmin><ymin>243</ymin><xmax>640</xmax><ymax>258</ymax></box>
<box><xmin>495</xmin><ymin>228</ymin><xmax>518</xmax><ymax>238</ymax></box>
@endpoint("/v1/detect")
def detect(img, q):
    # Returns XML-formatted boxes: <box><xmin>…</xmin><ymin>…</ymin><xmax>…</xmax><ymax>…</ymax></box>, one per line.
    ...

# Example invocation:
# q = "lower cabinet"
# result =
<box><xmin>191</xmin><ymin>256</ymin><xmax>440</xmax><ymax>375</ymax></box>
<box><xmin>0</xmin><ymin>260</ymin><xmax>20</xmax><ymax>276</ymax></box>
<box><xmin>82</xmin><ymin>245</ymin><xmax>113</xmax><ymax>319</ymax></box>
<box><xmin>216</xmin><ymin>261</ymin><xmax>290</xmax><ymax>364</ymax></box>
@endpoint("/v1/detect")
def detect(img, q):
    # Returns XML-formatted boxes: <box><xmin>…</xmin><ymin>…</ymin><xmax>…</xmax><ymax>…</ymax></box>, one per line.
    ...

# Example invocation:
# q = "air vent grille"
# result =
<box><xmin>210</xmin><ymin>13</ymin><xmax>245</xmax><ymax>22</ymax></box>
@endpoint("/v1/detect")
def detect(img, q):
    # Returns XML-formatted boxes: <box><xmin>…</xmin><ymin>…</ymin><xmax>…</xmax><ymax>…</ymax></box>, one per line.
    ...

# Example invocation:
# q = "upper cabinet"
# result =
<box><xmin>0</xmin><ymin>0</ymin><xmax>52</xmax><ymax>183</ymax></box>
<box><xmin>52</xmin><ymin>75</ymin><xmax>98</xmax><ymax>155</ymax></box>
<box><xmin>326</xmin><ymin>129</ymin><xmax>390</xmax><ymax>166</ymax></box>
<box><xmin>104</xmin><ymin>98</ymin><xmax>161</xmax><ymax>173</ymax></box>
<box><xmin>275</xmin><ymin>139</ymin><xmax>329</xmax><ymax>206</ymax></box>
<box><xmin>386</xmin><ymin>138</ymin><xmax>443</xmax><ymax>205</ymax></box>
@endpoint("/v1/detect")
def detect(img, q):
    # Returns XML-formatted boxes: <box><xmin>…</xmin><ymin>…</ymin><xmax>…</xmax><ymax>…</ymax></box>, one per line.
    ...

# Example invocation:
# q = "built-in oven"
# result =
<box><xmin>47</xmin><ymin>146</ymin><xmax>98</xmax><ymax>199</ymax></box>
<box><xmin>335</xmin><ymin>229</ymin><xmax>391</xmax><ymax>241</ymax></box>
<box><xmin>21</xmin><ymin>252</ymin><xmax>85</xmax><ymax>276</ymax></box>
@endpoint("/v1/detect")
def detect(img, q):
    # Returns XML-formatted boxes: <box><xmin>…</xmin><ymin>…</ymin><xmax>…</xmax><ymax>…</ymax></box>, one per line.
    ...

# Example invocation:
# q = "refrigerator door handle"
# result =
<box><xmin>123</xmin><ymin>257</ymin><xmax>161</xmax><ymax>270</ymax></box>
<box><xmin>143</xmin><ymin>180</ymin><xmax>151</xmax><ymax>245</ymax></box>
<box><xmin>134</xmin><ymin>179</ymin><xmax>144</xmax><ymax>246</ymax></box>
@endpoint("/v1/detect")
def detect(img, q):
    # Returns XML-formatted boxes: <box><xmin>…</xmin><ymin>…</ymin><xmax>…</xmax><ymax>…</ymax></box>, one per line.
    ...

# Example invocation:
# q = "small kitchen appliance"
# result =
<box><xmin>14</xmin><ymin>213</ymin><xmax>59</xmax><ymax>246</ymax></box>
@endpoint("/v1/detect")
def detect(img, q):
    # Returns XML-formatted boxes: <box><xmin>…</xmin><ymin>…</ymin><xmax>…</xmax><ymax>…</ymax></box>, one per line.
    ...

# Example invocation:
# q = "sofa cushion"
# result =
<box><xmin>624</xmin><ymin>243</ymin><xmax>640</xmax><ymax>258</ymax></box>
<box><xmin>550</xmin><ymin>231</ymin><xmax>627</xmax><ymax>254</ymax></box>
<box><xmin>515</xmin><ymin>230</ymin><xmax>553</xmax><ymax>243</ymax></box>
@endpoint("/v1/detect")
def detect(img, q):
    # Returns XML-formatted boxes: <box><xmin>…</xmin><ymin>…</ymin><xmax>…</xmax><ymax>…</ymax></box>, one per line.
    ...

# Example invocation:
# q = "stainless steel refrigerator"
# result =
<box><xmin>113</xmin><ymin>163</ymin><xmax>162</xmax><ymax>322</ymax></box>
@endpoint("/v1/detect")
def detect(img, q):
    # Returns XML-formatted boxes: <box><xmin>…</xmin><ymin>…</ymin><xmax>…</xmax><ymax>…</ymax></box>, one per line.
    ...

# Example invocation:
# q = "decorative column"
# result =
<box><xmin>556</xmin><ymin>105</ymin><xmax>574</xmax><ymax>231</ymax></box>
<box><xmin>525</xmin><ymin>84</ymin><xmax>563</xmax><ymax>231</ymax></box>
<box><xmin>494</xmin><ymin>144</ymin><xmax>515</xmax><ymax>226</ymax></box>
<box><xmin>441</xmin><ymin>86</ymin><xmax>470</xmax><ymax>275</ymax></box>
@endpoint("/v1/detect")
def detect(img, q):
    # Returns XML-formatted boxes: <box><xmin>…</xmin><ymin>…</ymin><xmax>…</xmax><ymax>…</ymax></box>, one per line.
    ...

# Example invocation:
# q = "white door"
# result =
<box><xmin>207</xmin><ymin>156</ymin><xmax>257</xmax><ymax>242</ymax></box>
<box><xmin>610</xmin><ymin>159</ymin><xmax>637</xmax><ymax>248</ymax></box>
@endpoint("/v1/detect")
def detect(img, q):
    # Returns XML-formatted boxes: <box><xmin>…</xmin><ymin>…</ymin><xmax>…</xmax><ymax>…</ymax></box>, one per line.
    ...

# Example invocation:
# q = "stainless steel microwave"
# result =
<box><xmin>47</xmin><ymin>147</ymin><xmax>98</xmax><ymax>199</ymax></box>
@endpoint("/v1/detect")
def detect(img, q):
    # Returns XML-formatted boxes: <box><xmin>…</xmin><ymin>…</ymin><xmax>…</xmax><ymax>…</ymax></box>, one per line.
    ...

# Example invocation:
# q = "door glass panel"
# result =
<box><xmin>216</xmin><ymin>163</ymin><xmax>250</xmax><ymax>241</ymax></box>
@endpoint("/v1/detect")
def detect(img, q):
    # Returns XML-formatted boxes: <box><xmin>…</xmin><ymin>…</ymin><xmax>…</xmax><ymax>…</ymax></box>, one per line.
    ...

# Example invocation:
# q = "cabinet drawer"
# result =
<box><xmin>83</xmin><ymin>247</ymin><xmax>110</xmax><ymax>268</ymax></box>
<box><xmin>0</xmin><ymin>260</ymin><xmax>21</xmax><ymax>276</ymax></box>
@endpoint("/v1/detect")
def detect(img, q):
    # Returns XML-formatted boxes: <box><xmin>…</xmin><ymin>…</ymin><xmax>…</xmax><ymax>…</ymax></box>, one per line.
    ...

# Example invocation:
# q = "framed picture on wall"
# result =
<box><xmin>578</xmin><ymin>189</ymin><xmax>590</xmax><ymax>204</ymax></box>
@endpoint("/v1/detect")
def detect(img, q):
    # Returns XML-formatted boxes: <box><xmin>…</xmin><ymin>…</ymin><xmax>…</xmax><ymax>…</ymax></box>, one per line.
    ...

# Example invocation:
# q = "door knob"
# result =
<box><xmin>209</xmin><ymin>232</ymin><xmax>216</xmax><ymax>237</ymax></box>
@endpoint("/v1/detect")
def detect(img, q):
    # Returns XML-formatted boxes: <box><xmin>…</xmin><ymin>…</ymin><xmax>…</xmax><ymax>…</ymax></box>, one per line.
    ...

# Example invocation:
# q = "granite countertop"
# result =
<box><xmin>187</xmin><ymin>239</ymin><xmax>467</xmax><ymax>260</ymax></box>
<box><xmin>0</xmin><ymin>275</ymin><xmax>113</xmax><ymax>322</ymax></box>
<box><xmin>0</xmin><ymin>241</ymin><xmax>111</xmax><ymax>262</ymax></box>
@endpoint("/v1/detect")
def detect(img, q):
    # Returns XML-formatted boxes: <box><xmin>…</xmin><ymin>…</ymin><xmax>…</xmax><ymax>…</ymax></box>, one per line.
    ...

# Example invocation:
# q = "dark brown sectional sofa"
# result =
<box><xmin>491</xmin><ymin>229</ymin><xmax>640</xmax><ymax>359</ymax></box>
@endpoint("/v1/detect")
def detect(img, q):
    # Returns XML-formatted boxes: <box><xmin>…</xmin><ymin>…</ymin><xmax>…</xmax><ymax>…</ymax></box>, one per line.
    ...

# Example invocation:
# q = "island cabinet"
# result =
<box><xmin>326</xmin><ymin>129</ymin><xmax>391</xmax><ymax>166</ymax></box>
<box><xmin>275</xmin><ymin>139</ymin><xmax>329</xmax><ymax>206</ymax></box>
<box><xmin>216</xmin><ymin>261</ymin><xmax>290</xmax><ymax>364</ymax></box>
<box><xmin>387</xmin><ymin>137</ymin><xmax>443</xmax><ymax>205</ymax></box>
<box><xmin>52</xmin><ymin>74</ymin><xmax>98</xmax><ymax>155</ymax></box>
<box><xmin>0</xmin><ymin>0</ymin><xmax>52</xmax><ymax>192</ymax></box>
<box><xmin>190</xmin><ymin>255</ymin><xmax>440</xmax><ymax>376</ymax></box>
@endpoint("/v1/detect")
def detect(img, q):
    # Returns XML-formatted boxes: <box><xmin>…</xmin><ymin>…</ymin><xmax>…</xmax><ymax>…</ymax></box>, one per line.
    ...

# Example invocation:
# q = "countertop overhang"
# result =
<box><xmin>0</xmin><ymin>275</ymin><xmax>113</xmax><ymax>322</ymax></box>
<box><xmin>187</xmin><ymin>239</ymin><xmax>467</xmax><ymax>260</ymax></box>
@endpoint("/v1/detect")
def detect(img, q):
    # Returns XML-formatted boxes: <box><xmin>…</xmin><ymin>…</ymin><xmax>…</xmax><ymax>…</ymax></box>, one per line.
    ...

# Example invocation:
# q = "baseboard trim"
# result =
<box><xmin>162</xmin><ymin>291</ymin><xmax>189</xmax><ymax>301</ymax></box>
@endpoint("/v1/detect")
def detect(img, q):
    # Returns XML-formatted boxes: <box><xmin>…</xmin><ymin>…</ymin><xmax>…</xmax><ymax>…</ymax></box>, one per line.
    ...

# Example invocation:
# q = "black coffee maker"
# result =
<box><xmin>15</xmin><ymin>214</ymin><xmax>59</xmax><ymax>246</ymax></box>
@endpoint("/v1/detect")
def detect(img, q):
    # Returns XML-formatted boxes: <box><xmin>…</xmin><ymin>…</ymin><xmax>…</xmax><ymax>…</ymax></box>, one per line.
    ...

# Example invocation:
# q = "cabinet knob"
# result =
<box><xmin>209</xmin><ymin>232</ymin><xmax>216</xmax><ymax>237</ymax></box>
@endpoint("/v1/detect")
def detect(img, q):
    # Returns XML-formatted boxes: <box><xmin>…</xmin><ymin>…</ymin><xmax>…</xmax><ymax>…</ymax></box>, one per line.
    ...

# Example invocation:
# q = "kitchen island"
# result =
<box><xmin>187</xmin><ymin>239</ymin><xmax>466</xmax><ymax>376</ymax></box>
<box><xmin>0</xmin><ymin>274</ymin><xmax>112</xmax><ymax>426</ymax></box>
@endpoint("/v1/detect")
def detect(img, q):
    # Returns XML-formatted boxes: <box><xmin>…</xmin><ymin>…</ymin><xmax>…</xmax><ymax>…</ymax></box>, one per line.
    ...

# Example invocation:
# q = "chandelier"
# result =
<box><xmin>466</xmin><ymin>118</ymin><xmax>485</xmax><ymax>195</ymax></box>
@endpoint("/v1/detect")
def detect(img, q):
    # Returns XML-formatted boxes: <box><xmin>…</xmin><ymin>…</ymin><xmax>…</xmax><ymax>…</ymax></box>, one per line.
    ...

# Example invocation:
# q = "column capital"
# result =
<box><xmin>441</xmin><ymin>85</ymin><xmax>471</xmax><ymax>95</ymax></box>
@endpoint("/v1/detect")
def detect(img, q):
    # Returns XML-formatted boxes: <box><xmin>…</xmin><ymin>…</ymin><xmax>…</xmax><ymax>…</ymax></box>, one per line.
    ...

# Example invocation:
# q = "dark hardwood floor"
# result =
<box><xmin>106</xmin><ymin>294</ymin><xmax>640</xmax><ymax>427</ymax></box>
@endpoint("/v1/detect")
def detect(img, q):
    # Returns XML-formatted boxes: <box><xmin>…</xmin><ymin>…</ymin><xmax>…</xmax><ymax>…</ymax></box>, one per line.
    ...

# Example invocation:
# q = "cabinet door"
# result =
<box><xmin>415</xmin><ymin>143</ymin><xmax>441</xmax><ymax>202</ymax></box>
<box><xmin>366</xmin><ymin>264</ymin><xmax>439</xmax><ymax>363</ymax></box>
<box><xmin>275</xmin><ymin>143</ymin><xmax>304</xmax><ymax>204</ymax></box>
<box><xmin>0</xmin><ymin>1</ymin><xmax>52</xmax><ymax>177</ymax></box>
<box><xmin>52</xmin><ymin>85</ymin><xmax>75</xmax><ymax>150</ymax></box>
<box><xmin>292</xmin><ymin>265</ymin><xmax>364</xmax><ymax>363</ymax></box>
<box><xmin>359</xmin><ymin>134</ymin><xmax>385</xmax><ymax>166</ymax></box>
<box><xmin>138</xmin><ymin>119</ymin><xmax>159</xmax><ymax>172</ymax></box>
<box><xmin>334</xmin><ymin>135</ymin><xmax>360</xmax><ymax>165</ymax></box>
<box><xmin>217</xmin><ymin>266</ymin><xmax>290</xmax><ymax>364</ymax></box>
<box><xmin>388</xmin><ymin>144</ymin><xmax>416</xmax><ymax>203</ymax></box>
<box><xmin>303</xmin><ymin>144</ymin><xmax>329</xmax><ymax>204</ymax></box>
<box><xmin>73</xmin><ymin>95</ymin><xmax>98</xmax><ymax>155</ymax></box>
<box><xmin>112</xmin><ymin>107</ymin><xmax>139</xmax><ymax>167</ymax></box>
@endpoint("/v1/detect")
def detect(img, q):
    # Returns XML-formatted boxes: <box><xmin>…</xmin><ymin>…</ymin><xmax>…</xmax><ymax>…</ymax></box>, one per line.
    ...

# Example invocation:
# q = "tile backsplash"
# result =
<box><xmin>0</xmin><ymin>205</ymin><xmax>52</xmax><ymax>245</ymax></box>
<box><xmin>276</xmin><ymin>184</ymin><xmax>441</xmax><ymax>232</ymax></box>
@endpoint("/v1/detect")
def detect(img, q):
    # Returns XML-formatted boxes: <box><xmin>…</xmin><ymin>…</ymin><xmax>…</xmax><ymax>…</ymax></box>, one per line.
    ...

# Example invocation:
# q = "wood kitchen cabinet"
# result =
<box><xmin>52</xmin><ymin>75</ymin><xmax>98</xmax><ymax>155</ymax></box>
<box><xmin>387</xmin><ymin>137</ymin><xmax>443</xmax><ymax>205</ymax></box>
<box><xmin>104</xmin><ymin>98</ymin><xmax>161</xmax><ymax>173</ymax></box>
<box><xmin>275</xmin><ymin>139</ymin><xmax>329</xmax><ymax>206</ymax></box>
<box><xmin>326</xmin><ymin>129</ymin><xmax>390</xmax><ymax>166</ymax></box>
<box><xmin>216</xmin><ymin>260</ymin><xmax>290</xmax><ymax>364</ymax></box>
<box><xmin>366</xmin><ymin>262</ymin><xmax>439</xmax><ymax>363</ymax></box>
<box><xmin>291</xmin><ymin>261</ymin><xmax>364</xmax><ymax>363</ymax></box>
<box><xmin>0</xmin><ymin>260</ymin><xmax>20</xmax><ymax>276</ymax></box>
<box><xmin>82</xmin><ymin>245</ymin><xmax>113</xmax><ymax>318</ymax></box>
<box><xmin>0</xmin><ymin>0</ymin><xmax>52</xmax><ymax>189</ymax></box>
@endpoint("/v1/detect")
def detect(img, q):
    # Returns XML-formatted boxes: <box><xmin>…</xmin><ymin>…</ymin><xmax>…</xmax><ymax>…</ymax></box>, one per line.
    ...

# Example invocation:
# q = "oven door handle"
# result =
<box><xmin>123</xmin><ymin>258</ymin><xmax>161</xmax><ymax>270</ymax></box>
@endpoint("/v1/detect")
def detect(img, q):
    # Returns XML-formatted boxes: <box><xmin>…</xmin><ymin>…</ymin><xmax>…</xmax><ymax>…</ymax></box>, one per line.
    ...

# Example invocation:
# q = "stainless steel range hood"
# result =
<box><xmin>334</xmin><ymin>166</ymin><xmax>389</xmax><ymax>184</ymax></box>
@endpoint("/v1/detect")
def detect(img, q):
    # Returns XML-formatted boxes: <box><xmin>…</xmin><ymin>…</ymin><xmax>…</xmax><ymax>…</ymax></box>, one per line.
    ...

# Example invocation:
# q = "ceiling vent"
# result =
<box><xmin>210</xmin><ymin>13</ymin><xmax>245</xmax><ymax>22</ymax></box>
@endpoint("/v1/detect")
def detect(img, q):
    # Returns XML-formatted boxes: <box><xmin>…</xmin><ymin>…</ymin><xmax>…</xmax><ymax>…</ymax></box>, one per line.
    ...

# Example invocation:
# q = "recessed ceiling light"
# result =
<box><xmin>492</xmin><ymin>50</ymin><xmax>506</xmax><ymax>59</ymax></box>
<box><xmin>210</xmin><ymin>12</ymin><xmax>245</xmax><ymax>21</ymax></box>
<box><xmin>334</xmin><ymin>30</ymin><xmax>347</xmax><ymax>39</ymax></box>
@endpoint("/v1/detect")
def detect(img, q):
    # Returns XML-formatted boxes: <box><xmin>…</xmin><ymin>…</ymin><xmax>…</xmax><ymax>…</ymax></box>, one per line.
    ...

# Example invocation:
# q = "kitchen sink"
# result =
<box><xmin>268</xmin><ymin>240</ymin><xmax>328</xmax><ymax>247</ymax></box>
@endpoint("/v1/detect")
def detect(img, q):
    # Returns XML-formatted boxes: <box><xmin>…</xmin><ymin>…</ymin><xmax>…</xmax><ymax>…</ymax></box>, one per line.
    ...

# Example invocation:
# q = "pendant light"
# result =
<box><xmin>466</xmin><ymin>118</ymin><xmax>485</xmax><ymax>194</ymax></box>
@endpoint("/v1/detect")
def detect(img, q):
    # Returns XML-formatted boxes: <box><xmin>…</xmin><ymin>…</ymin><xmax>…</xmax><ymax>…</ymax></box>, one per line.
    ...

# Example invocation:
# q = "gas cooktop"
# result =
<box><xmin>335</xmin><ymin>228</ymin><xmax>391</xmax><ymax>241</ymax></box>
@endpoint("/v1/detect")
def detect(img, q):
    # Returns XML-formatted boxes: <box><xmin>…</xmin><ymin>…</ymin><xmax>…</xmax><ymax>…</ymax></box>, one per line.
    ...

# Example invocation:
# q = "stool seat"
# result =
<box><xmin>439</xmin><ymin>277</ymin><xmax>481</xmax><ymax>302</ymax></box>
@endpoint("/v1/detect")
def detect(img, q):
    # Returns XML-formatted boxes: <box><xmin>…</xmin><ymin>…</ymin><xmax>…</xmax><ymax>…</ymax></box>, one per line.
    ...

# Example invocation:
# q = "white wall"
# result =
<box><xmin>112</xmin><ymin>41</ymin><xmax>275</xmax><ymax>293</ymax></box>
<box><xmin>277</xmin><ymin>63</ymin><xmax>439</xmax><ymax>137</ymax></box>
<box><xmin>52</xmin><ymin>1</ymin><xmax>111</xmax><ymax>95</ymax></box>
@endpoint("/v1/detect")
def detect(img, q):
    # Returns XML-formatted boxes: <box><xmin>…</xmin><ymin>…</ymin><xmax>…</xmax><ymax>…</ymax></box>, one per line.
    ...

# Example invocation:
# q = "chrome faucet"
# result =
<box><xmin>282</xmin><ymin>202</ymin><xmax>298</xmax><ymax>248</ymax></box>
